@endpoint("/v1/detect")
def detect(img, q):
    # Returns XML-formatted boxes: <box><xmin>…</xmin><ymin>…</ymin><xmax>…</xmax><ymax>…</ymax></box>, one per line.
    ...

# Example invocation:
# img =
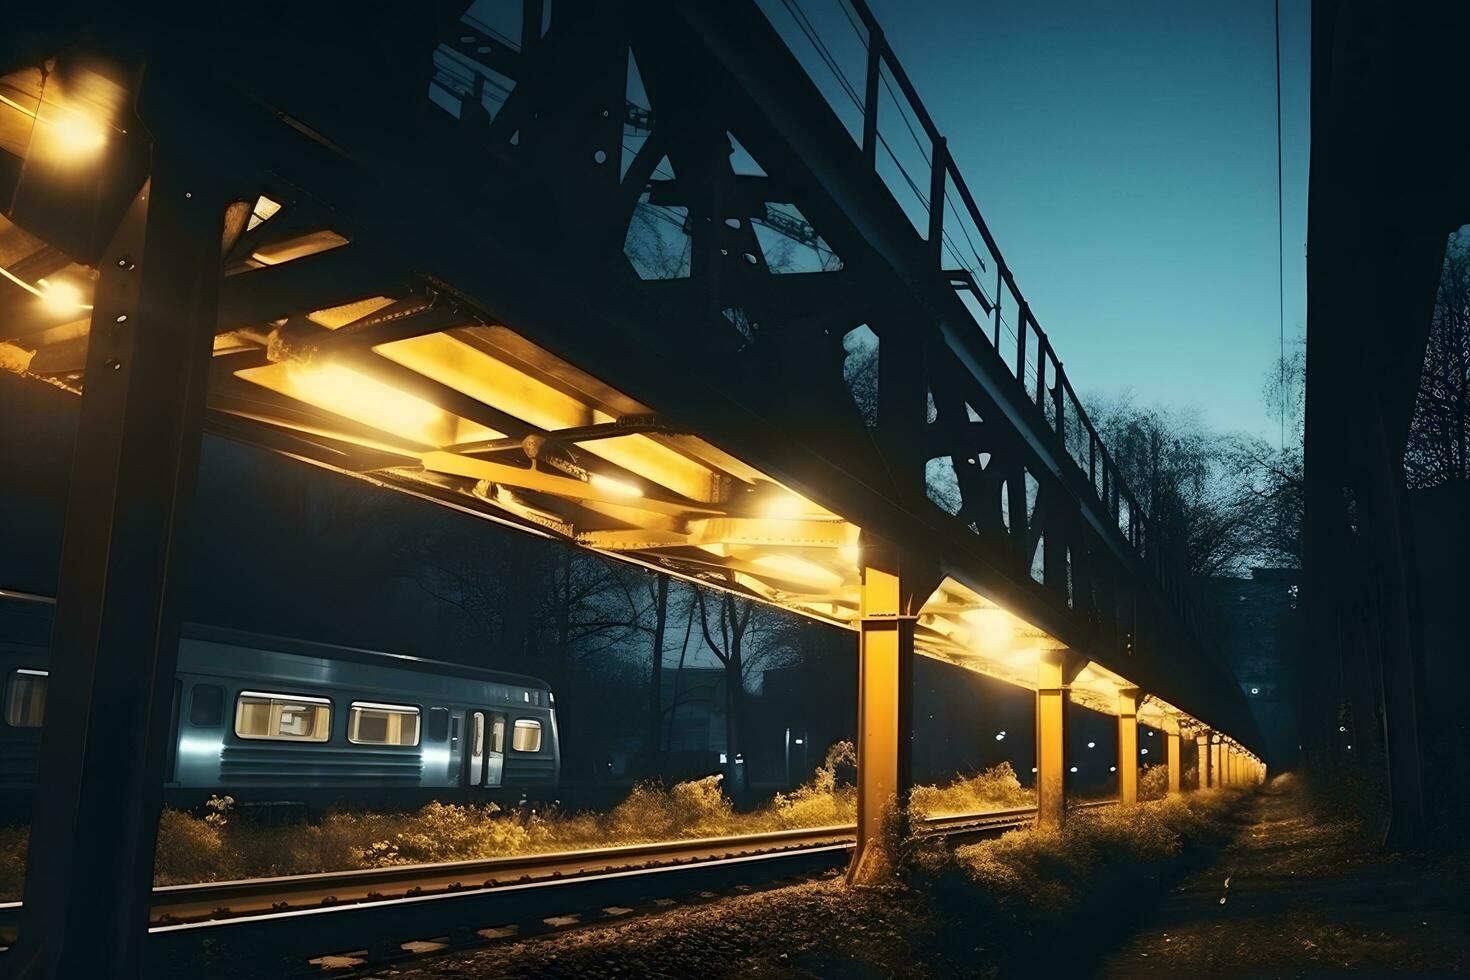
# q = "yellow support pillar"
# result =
<box><xmin>1037</xmin><ymin>650</ymin><xmax>1084</xmax><ymax>830</ymax></box>
<box><xmin>1164</xmin><ymin>716</ymin><xmax>1182</xmax><ymax>796</ymax></box>
<box><xmin>1117</xmin><ymin>688</ymin><xmax>1142</xmax><ymax>805</ymax></box>
<box><xmin>1210</xmin><ymin>735</ymin><xmax>1224</xmax><ymax>788</ymax></box>
<box><xmin>848</xmin><ymin>562</ymin><xmax>914</xmax><ymax>885</ymax></box>
<box><xmin>1196</xmin><ymin>732</ymin><xmax>1211</xmax><ymax>789</ymax></box>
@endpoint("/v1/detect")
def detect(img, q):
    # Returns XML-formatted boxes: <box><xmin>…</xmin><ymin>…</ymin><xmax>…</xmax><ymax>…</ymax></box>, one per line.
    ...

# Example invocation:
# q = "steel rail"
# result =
<box><xmin>0</xmin><ymin>801</ymin><xmax>1120</xmax><ymax>941</ymax></box>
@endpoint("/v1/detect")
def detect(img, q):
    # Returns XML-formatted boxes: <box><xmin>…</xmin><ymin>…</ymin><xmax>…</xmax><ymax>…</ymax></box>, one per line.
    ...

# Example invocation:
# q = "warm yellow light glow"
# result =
<box><xmin>50</xmin><ymin>110</ymin><xmax>106</xmax><ymax>155</ymax></box>
<box><xmin>749</xmin><ymin>553</ymin><xmax>845</xmax><ymax>590</ymax></box>
<box><xmin>236</xmin><ymin>361</ymin><xmax>499</xmax><ymax>448</ymax></box>
<box><xmin>291</xmin><ymin>363</ymin><xmax>442</xmax><ymax>442</ymax></box>
<box><xmin>964</xmin><ymin>607</ymin><xmax>1016</xmax><ymax>652</ymax></box>
<box><xmin>36</xmin><ymin>278</ymin><xmax>91</xmax><ymax>314</ymax></box>
<box><xmin>838</xmin><ymin>543</ymin><xmax>861</xmax><ymax>565</ymax></box>
<box><xmin>588</xmin><ymin>473</ymin><xmax>642</xmax><ymax>498</ymax></box>
<box><xmin>0</xmin><ymin>92</ymin><xmax>106</xmax><ymax>159</ymax></box>
<box><xmin>759</xmin><ymin>490</ymin><xmax>806</xmax><ymax>519</ymax></box>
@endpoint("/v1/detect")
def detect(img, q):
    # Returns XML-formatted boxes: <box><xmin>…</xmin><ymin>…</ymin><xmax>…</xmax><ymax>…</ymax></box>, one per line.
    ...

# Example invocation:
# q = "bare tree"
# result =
<box><xmin>1405</xmin><ymin>227</ymin><xmax>1470</xmax><ymax>488</ymax></box>
<box><xmin>1086</xmin><ymin>395</ymin><xmax>1257</xmax><ymax>579</ymax></box>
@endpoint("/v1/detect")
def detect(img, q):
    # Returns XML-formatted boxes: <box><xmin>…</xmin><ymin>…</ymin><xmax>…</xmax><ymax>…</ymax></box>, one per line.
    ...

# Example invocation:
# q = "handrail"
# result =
<box><xmin>762</xmin><ymin>0</ymin><xmax>1182</xmax><ymax>601</ymax></box>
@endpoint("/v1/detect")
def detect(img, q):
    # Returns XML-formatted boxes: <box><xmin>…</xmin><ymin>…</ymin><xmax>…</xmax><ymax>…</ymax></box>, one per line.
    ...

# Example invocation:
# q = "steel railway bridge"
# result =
<box><xmin>0</xmin><ymin>2</ymin><xmax>1265</xmax><ymax>976</ymax></box>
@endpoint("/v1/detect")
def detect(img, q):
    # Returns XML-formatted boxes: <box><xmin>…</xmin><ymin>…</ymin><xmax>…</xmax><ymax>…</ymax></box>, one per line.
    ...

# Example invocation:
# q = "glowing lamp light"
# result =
<box><xmin>288</xmin><ymin>362</ymin><xmax>446</xmax><ymax>445</ymax></box>
<box><xmin>1110</xmin><ymin>765</ymin><xmax>1117</xmax><ymax>772</ymax></box>
<box><xmin>1069</xmin><ymin>766</ymin><xmax>1079</xmax><ymax>773</ymax></box>
<box><xmin>1141</xmin><ymin>748</ymin><xmax>1148</xmax><ymax>755</ymax></box>
<box><xmin>35</xmin><ymin>277</ymin><xmax>91</xmax><ymax>314</ymax></box>
<box><xmin>1031</xmin><ymin>767</ymin><xmax>1038</xmax><ymax>774</ymax></box>
<box><xmin>1087</xmin><ymin>741</ymin><xmax>1096</xmax><ymax>749</ymax></box>
<box><xmin>759</xmin><ymin>489</ymin><xmax>806</xmax><ymax>519</ymax></box>
<box><xmin>965</xmin><ymin>607</ymin><xmax>1015</xmax><ymax>651</ymax></box>
<box><xmin>1339</xmin><ymin>726</ymin><xmax>1347</xmax><ymax>733</ymax></box>
<box><xmin>1251</xmin><ymin>687</ymin><xmax>1259</xmax><ymax>695</ymax></box>
<box><xmin>793</xmin><ymin>738</ymin><xmax>804</xmax><ymax>745</ymax></box>
<box><xmin>589</xmin><ymin>473</ymin><xmax>642</xmax><ymax>498</ymax></box>
<box><xmin>50</xmin><ymin>110</ymin><xmax>107</xmax><ymax>156</ymax></box>
<box><xmin>994</xmin><ymin>733</ymin><xmax>1005</xmax><ymax>741</ymax></box>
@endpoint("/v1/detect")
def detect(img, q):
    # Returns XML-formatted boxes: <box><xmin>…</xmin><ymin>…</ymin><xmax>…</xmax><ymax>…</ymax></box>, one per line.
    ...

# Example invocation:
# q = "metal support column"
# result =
<box><xmin>14</xmin><ymin>157</ymin><xmax>232</xmax><ymax>979</ymax></box>
<box><xmin>1210</xmin><ymin>736</ymin><xmax>1224</xmax><ymax>789</ymax></box>
<box><xmin>1164</xmin><ymin>717</ymin><xmax>1182</xmax><ymax>796</ymax></box>
<box><xmin>848</xmin><ymin>561</ymin><xmax>915</xmax><ymax>885</ymax></box>
<box><xmin>1117</xmin><ymin>688</ymin><xmax>1141</xmax><ymax>805</ymax></box>
<box><xmin>1037</xmin><ymin>650</ymin><xmax>1084</xmax><ymax>830</ymax></box>
<box><xmin>1196</xmin><ymin>733</ymin><xmax>1211</xmax><ymax>790</ymax></box>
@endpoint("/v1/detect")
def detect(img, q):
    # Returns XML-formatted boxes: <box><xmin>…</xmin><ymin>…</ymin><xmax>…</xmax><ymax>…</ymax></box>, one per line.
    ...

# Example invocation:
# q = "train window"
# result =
<box><xmin>511</xmin><ymin>718</ymin><xmax>541</xmax><ymax>753</ymax></box>
<box><xmin>490</xmin><ymin>715</ymin><xmax>505</xmax><ymax>754</ymax></box>
<box><xmin>348</xmin><ymin>702</ymin><xmax>421</xmax><ymax>746</ymax></box>
<box><xmin>189</xmin><ymin>685</ymin><xmax>225</xmax><ymax>727</ymax></box>
<box><xmin>427</xmin><ymin>707</ymin><xmax>449</xmax><ymax>742</ymax></box>
<box><xmin>4</xmin><ymin>670</ymin><xmax>47</xmax><ymax>727</ymax></box>
<box><xmin>234</xmin><ymin>691</ymin><xmax>331</xmax><ymax>742</ymax></box>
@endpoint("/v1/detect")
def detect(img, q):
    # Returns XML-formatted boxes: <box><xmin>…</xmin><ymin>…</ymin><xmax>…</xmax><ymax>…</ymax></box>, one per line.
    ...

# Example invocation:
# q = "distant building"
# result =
<box><xmin>660</xmin><ymin>666</ymin><xmax>728</xmax><ymax>756</ymax></box>
<box><xmin>1203</xmin><ymin>568</ymin><xmax>1303</xmax><ymax>769</ymax></box>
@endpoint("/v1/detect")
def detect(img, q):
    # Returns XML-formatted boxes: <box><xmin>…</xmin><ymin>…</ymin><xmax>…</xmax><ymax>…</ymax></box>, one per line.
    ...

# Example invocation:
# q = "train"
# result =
<box><xmin>0</xmin><ymin>596</ymin><xmax>559</xmax><ymax>812</ymax></box>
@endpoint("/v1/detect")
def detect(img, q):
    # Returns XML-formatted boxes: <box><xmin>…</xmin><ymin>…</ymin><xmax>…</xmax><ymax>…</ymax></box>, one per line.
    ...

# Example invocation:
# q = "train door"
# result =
<box><xmin>467</xmin><ymin>711</ymin><xmax>485</xmax><ymax>786</ymax></box>
<box><xmin>484</xmin><ymin>713</ymin><xmax>505</xmax><ymax>787</ymax></box>
<box><xmin>465</xmin><ymin>710</ymin><xmax>507</xmax><ymax>788</ymax></box>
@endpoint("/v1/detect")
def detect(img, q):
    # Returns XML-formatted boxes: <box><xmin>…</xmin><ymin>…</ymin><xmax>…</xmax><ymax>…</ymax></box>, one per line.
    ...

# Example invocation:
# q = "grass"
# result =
<box><xmin>940</xmin><ymin>787</ymin><xmax>1244</xmax><ymax>912</ymax></box>
<box><xmin>0</xmin><ymin>742</ymin><xmax>1041</xmax><ymax>892</ymax></box>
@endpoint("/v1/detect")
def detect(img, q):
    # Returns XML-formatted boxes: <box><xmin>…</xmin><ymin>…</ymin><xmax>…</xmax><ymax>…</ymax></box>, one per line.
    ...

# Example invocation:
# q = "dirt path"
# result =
<box><xmin>1098</xmin><ymin>776</ymin><xmax>1470</xmax><ymax>977</ymax></box>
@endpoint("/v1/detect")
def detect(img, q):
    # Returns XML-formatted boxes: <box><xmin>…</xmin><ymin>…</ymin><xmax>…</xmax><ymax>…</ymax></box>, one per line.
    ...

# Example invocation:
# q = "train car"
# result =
<box><xmin>0</xmin><ymin>599</ymin><xmax>559</xmax><ymax>812</ymax></box>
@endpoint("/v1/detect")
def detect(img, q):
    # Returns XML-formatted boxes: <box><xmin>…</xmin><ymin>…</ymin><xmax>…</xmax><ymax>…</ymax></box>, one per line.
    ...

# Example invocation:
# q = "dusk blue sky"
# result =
<box><xmin>803</xmin><ymin>0</ymin><xmax>1310</xmax><ymax>440</ymax></box>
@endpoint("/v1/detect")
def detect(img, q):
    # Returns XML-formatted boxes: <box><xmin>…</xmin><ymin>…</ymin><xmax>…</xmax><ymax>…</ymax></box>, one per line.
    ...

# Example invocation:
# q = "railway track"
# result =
<box><xmin>0</xmin><ymin>800</ymin><xmax>1115</xmax><ymax>974</ymax></box>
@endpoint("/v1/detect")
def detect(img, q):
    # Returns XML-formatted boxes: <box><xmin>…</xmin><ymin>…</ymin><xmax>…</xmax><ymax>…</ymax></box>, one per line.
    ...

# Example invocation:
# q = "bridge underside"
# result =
<box><xmin>0</xmin><ymin>1</ymin><xmax>1261</xmax><ymax>974</ymax></box>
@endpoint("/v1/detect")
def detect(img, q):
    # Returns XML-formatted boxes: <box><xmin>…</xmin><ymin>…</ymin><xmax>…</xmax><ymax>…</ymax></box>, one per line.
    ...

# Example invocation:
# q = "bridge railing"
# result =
<box><xmin>756</xmin><ymin>0</ymin><xmax>1160</xmax><ymax>578</ymax></box>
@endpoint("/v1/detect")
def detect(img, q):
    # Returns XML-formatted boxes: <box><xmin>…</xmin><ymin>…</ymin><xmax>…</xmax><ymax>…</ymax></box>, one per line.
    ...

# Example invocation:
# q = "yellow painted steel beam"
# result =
<box><xmin>848</xmin><ymin>563</ymin><xmax>912</xmax><ymax>886</ymax></box>
<box><xmin>1036</xmin><ymin>649</ymin><xmax>1085</xmax><ymax>830</ymax></box>
<box><xmin>377</xmin><ymin>333</ymin><xmax>730</xmax><ymax>503</ymax></box>
<box><xmin>1117</xmin><ymin>688</ymin><xmax>1141</xmax><ymax>805</ymax></box>
<box><xmin>237</xmin><ymin>362</ymin><xmax>501</xmax><ymax>448</ymax></box>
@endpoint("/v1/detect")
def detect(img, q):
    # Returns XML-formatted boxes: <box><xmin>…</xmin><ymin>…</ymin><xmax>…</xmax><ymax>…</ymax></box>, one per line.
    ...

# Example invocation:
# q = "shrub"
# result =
<box><xmin>951</xmin><ymin>790</ymin><xmax>1240</xmax><ymax>911</ymax></box>
<box><xmin>910</xmin><ymin>762</ymin><xmax>1035</xmax><ymax>818</ymax></box>
<box><xmin>767</xmin><ymin>740</ymin><xmax>858</xmax><ymax>829</ymax></box>
<box><xmin>0</xmin><ymin>824</ymin><xmax>28</xmax><ymax>901</ymax></box>
<box><xmin>1139</xmin><ymin>763</ymin><xmax>1170</xmax><ymax>801</ymax></box>
<box><xmin>154</xmin><ymin>807</ymin><xmax>236</xmax><ymax>884</ymax></box>
<box><xmin>605</xmin><ymin>775</ymin><xmax>733</xmax><ymax>842</ymax></box>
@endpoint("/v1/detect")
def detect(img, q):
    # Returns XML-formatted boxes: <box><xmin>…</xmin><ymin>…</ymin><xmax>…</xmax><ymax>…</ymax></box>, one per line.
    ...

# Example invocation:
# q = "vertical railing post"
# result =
<box><xmin>993</xmin><ymin>266</ymin><xmax>1003</xmax><ymax>347</ymax></box>
<box><xmin>1015</xmin><ymin>303</ymin><xmax>1029</xmax><ymax>382</ymax></box>
<box><xmin>927</xmin><ymin>136</ymin><xmax>947</xmax><ymax>264</ymax></box>
<box><xmin>1034</xmin><ymin>337</ymin><xmax>1048</xmax><ymax>407</ymax></box>
<box><xmin>862</xmin><ymin>29</ymin><xmax>881</xmax><ymax>167</ymax></box>
<box><xmin>1088</xmin><ymin>431</ymin><xmax>1098</xmax><ymax>491</ymax></box>
<box><xmin>1054</xmin><ymin>364</ymin><xmax>1067</xmax><ymax>438</ymax></box>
